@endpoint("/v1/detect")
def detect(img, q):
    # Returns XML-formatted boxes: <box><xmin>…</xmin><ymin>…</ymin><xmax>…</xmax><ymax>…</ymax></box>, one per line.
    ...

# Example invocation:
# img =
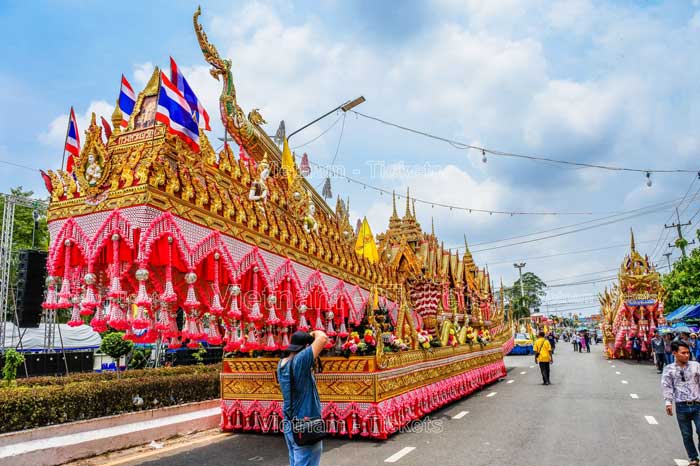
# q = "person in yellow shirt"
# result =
<box><xmin>534</xmin><ymin>331</ymin><xmax>553</xmax><ymax>385</ymax></box>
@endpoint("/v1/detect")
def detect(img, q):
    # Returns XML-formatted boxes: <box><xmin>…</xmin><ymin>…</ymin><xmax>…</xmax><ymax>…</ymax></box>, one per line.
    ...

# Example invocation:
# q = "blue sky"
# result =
<box><xmin>1</xmin><ymin>0</ymin><xmax>699</xmax><ymax>315</ymax></box>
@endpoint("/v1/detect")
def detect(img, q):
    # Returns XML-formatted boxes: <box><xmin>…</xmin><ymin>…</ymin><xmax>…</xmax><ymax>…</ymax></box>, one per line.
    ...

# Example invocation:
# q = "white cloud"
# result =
<box><xmin>39</xmin><ymin>100</ymin><xmax>113</xmax><ymax>147</ymax></box>
<box><xmin>133</xmin><ymin>62</ymin><xmax>155</xmax><ymax>88</ymax></box>
<box><xmin>690</xmin><ymin>11</ymin><xmax>700</xmax><ymax>29</ymax></box>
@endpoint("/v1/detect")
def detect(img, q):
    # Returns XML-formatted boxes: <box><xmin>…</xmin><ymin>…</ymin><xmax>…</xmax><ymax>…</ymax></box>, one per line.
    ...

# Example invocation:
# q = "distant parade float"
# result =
<box><xmin>39</xmin><ymin>8</ymin><xmax>513</xmax><ymax>439</ymax></box>
<box><xmin>599</xmin><ymin>230</ymin><xmax>665</xmax><ymax>359</ymax></box>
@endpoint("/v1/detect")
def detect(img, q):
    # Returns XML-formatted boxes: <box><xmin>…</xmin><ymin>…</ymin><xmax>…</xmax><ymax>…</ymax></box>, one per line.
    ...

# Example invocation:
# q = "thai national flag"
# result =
<box><xmin>170</xmin><ymin>57</ymin><xmax>211</xmax><ymax>131</ymax></box>
<box><xmin>156</xmin><ymin>71</ymin><xmax>200</xmax><ymax>153</ymax></box>
<box><xmin>65</xmin><ymin>107</ymin><xmax>80</xmax><ymax>172</ymax></box>
<box><xmin>119</xmin><ymin>74</ymin><xmax>136</xmax><ymax>128</ymax></box>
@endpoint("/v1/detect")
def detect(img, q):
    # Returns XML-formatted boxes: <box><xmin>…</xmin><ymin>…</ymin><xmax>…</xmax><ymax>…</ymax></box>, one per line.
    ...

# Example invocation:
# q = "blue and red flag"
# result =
<box><xmin>64</xmin><ymin>107</ymin><xmax>80</xmax><ymax>172</ymax></box>
<box><xmin>170</xmin><ymin>57</ymin><xmax>211</xmax><ymax>131</ymax></box>
<box><xmin>156</xmin><ymin>71</ymin><xmax>200</xmax><ymax>153</ymax></box>
<box><xmin>119</xmin><ymin>74</ymin><xmax>136</xmax><ymax>128</ymax></box>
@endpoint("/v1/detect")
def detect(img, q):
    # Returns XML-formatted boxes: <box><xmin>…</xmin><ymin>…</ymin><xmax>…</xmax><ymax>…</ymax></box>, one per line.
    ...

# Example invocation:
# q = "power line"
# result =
<box><xmin>290</xmin><ymin>114</ymin><xmax>343</xmax><ymax>150</ymax></box>
<box><xmin>456</xmin><ymin>192</ymin><xmax>700</xmax><ymax>251</ymax></box>
<box><xmin>470</xmin><ymin>201</ymin><xmax>687</xmax><ymax>253</ymax></box>
<box><xmin>351</xmin><ymin>110</ymin><xmax>700</xmax><ymax>174</ymax></box>
<box><xmin>485</xmin><ymin>239</ymin><xmax>656</xmax><ymax>266</ymax></box>
<box><xmin>651</xmin><ymin>176</ymin><xmax>698</xmax><ymax>260</ymax></box>
<box><xmin>305</xmin><ymin>158</ymin><xmax>613</xmax><ymax>216</ymax></box>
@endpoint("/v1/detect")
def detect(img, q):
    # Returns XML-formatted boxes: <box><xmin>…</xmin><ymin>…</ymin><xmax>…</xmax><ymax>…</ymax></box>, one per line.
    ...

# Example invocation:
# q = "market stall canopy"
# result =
<box><xmin>667</xmin><ymin>304</ymin><xmax>700</xmax><ymax>322</ymax></box>
<box><xmin>2</xmin><ymin>322</ymin><xmax>102</xmax><ymax>352</ymax></box>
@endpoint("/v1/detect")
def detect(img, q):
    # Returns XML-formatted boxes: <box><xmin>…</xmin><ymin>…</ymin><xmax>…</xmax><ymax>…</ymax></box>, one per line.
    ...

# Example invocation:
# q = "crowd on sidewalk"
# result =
<box><xmin>652</xmin><ymin>330</ymin><xmax>700</xmax><ymax>374</ymax></box>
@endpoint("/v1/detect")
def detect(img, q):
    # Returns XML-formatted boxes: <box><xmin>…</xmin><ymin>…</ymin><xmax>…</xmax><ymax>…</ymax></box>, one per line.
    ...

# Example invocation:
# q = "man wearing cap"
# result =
<box><xmin>277</xmin><ymin>330</ymin><xmax>328</xmax><ymax>466</ymax></box>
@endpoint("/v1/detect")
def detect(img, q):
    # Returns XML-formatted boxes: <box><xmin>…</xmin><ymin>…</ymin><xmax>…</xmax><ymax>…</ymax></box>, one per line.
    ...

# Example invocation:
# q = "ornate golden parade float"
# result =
<box><xmin>599</xmin><ymin>230</ymin><xmax>665</xmax><ymax>359</ymax></box>
<box><xmin>40</xmin><ymin>8</ymin><xmax>512</xmax><ymax>439</ymax></box>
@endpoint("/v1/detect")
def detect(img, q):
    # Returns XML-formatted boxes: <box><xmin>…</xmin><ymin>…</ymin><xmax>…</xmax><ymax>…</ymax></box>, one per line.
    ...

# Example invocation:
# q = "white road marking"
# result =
<box><xmin>520</xmin><ymin>371</ymin><xmax>527</xmax><ymax>375</ymax></box>
<box><xmin>507</xmin><ymin>380</ymin><xmax>515</xmax><ymax>384</ymax></box>
<box><xmin>529</xmin><ymin>365</ymin><xmax>535</xmax><ymax>368</ymax></box>
<box><xmin>452</xmin><ymin>411</ymin><xmax>469</xmax><ymax>419</ymax></box>
<box><xmin>674</xmin><ymin>459</ymin><xmax>689</xmax><ymax>466</ymax></box>
<box><xmin>486</xmin><ymin>392</ymin><xmax>497</xmax><ymax>398</ymax></box>
<box><xmin>630</xmin><ymin>394</ymin><xmax>639</xmax><ymax>399</ymax></box>
<box><xmin>611</xmin><ymin>365</ymin><xmax>616</xmax><ymax>368</ymax></box>
<box><xmin>385</xmin><ymin>447</ymin><xmax>416</xmax><ymax>463</ymax></box>
<box><xmin>621</xmin><ymin>380</ymin><xmax>629</xmax><ymax>384</ymax></box>
<box><xmin>645</xmin><ymin>415</ymin><xmax>658</xmax><ymax>425</ymax></box>
<box><xmin>615</xmin><ymin>371</ymin><xmax>621</xmax><ymax>375</ymax></box>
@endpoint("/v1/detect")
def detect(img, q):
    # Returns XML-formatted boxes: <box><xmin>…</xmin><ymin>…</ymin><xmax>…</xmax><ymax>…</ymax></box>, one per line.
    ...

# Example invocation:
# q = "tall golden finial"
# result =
<box><xmin>630</xmin><ymin>228</ymin><xmax>636</xmax><ymax>252</ymax></box>
<box><xmin>431</xmin><ymin>217</ymin><xmax>435</xmax><ymax>237</ymax></box>
<box><xmin>404</xmin><ymin>187</ymin><xmax>411</xmax><ymax>218</ymax></box>
<box><xmin>412</xmin><ymin>199</ymin><xmax>417</xmax><ymax>218</ymax></box>
<box><xmin>391</xmin><ymin>190</ymin><xmax>398</xmax><ymax>218</ymax></box>
<box><xmin>111</xmin><ymin>98</ymin><xmax>123</xmax><ymax>137</ymax></box>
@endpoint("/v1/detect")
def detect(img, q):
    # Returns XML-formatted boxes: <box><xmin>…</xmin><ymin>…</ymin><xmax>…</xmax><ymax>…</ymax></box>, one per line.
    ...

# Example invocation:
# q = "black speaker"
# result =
<box><xmin>16</xmin><ymin>250</ymin><xmax>47</xmax><ymax>328</ymax></box>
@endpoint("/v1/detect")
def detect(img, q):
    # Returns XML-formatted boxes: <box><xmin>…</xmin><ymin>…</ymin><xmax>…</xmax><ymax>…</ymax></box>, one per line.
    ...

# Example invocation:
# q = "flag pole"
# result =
<box><xmin>60</xmin><ymin>106</ymin><xmax>72</xmax><ymax>171</ymax></box>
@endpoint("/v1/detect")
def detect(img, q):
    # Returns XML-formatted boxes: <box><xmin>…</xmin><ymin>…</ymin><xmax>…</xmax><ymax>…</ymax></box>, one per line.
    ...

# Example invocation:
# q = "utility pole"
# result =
<box><xmin>663</xmin><ymin>252</ymin><xmax>672</xmax><ymax>271</ymax></box>
<box><xmin>514</xmin><ymin>262</ymin><xmax>526</xmax><ymax>317</ymax></box>
<box><xmin>666</xmin><ymin>208</ymin><xmax>695</xmax><ymax>257</ymax></box>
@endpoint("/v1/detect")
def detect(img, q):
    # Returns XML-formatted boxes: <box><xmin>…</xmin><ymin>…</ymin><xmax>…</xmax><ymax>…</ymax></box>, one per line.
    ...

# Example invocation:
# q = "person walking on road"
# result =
<box><xmin>584</xmin><ymin>332</ymin><xmax>591</xmax><ymax>353</ymax></box>
<box><xmin>631</xmin><ymin>334</ymin><xmax>642</xmax><ymax>362</ymax></box>
<box><xmin>534</xmin><ymin>331</ymin><xmax>553</xmax><ymax>385</ymax></box>
<box><xmin>547</xmin><ymin>332</ymin><xmax>556</xmax><ymax>354</ymax></box>
<box><xmin>662</xmin><ymin>341</ymin><xmax>700</xmax><ymax>466</ymax></box>
<box><xmin>277</xmin><ymin>330</ymin><xmax>328</xmax><ymax>466</ymax></box>
<box><xmin>573</xmin><ymin>334</ymin><xmax>579</xmax><ymax>352</ymax></box>
<box><xmin>652</xmin><ymin>331</ymin><xmax>666</xmax><ymax>373</ymax></box>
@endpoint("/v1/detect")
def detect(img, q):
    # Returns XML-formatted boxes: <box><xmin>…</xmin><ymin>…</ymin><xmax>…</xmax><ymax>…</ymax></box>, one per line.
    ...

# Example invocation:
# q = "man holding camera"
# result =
<box><xmin>277</xmin><ymin>330</ymin><xmax>328</xmax><ymax>466</ymax></box>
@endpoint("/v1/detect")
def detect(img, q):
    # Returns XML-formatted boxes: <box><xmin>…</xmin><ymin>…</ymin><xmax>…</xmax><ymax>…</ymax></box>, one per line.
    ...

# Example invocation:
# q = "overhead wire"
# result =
<box><xmin>351</xmin><ymin>110</ymin><xmax>700</xmax><ymax>174</ymax></box>
<box><xmin>452</xmin><ymin>192</ymin><xmax>700</xmax><ymax>251</ymax></box>
<box><xmin>484</xmin><ymin>239</ymin><xmax>656</xmax><ymax>266</ymax></box>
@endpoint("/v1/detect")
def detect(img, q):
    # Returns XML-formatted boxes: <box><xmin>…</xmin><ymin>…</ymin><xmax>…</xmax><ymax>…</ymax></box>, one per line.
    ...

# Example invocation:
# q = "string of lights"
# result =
<box><xmin>351</xmin><ymin>110</ymin><xmax>700</xmax><ymax>177</ymax></box>
<box><xmin>303</xmin><ymin>157</ymin><xmax>611</xmax><ymax>216</ymax></box>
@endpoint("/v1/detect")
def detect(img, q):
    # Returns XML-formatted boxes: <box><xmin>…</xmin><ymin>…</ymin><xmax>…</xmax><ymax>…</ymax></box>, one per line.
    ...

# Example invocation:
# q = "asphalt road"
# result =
<box><xmin>104</xmin><ymin>343</ymin><xmax>691</xmax><ymax>466</ymax></box>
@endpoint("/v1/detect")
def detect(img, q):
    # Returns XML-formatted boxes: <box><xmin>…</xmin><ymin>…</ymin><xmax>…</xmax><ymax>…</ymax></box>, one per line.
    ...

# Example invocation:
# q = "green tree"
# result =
<box><xmin>100</xmin><ymin>332</ymin><xmax>134</xmax><ymax>377</ymax></box>
<box><xmin>2</xmin><ymin>348</ymin><xmax>25</xmax><ymax>387</ymax></box>
<box><xmin>663</xmin><ymin>230</ymin><xmax>700</xmax><ymax>312</ymax></box>
<box><xmin>506</xmin><ymin>272</ymin><xmax>547</xmax><ymax>320</ymax></box>
<box><xmin>0</xmin><ymin>187</ymin><xmax>49</xmax><ymax>253</ymax></box>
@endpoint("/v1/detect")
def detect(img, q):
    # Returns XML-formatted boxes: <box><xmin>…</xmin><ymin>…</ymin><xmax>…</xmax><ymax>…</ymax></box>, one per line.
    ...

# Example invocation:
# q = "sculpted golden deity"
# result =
<box><xmin>302</xmin><ymin>198</ymin><xmax>319</xmax><ymax>234</ymax></box>
<box><xmin>248</xmin><ymin>156</ymin><xmax>270</xmax><ymax>203</ymax></box>
<box><xmin>85</xmin><ymin>153</ymin><xmax>103</xmax><ymax>187</ymax></box>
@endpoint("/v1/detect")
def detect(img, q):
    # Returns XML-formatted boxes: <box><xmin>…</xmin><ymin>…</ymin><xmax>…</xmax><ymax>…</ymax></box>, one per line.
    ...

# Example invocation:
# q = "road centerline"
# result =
<box><xmin>385</xmin><ymin>447</ymin><xmax>416</xmax><ymax>463</ymax></box>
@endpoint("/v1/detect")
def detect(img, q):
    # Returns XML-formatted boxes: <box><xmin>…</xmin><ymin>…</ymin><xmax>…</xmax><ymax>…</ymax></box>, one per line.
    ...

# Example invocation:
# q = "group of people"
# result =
<box><xmin>652</xmin><ymin>331</ymin><xmax>700</xmax><ymax>374</ymax></box>
<box><xmin>568</xmin><ymin>332</ymin><xmax>593</xmax><ymax>353</ymax></box>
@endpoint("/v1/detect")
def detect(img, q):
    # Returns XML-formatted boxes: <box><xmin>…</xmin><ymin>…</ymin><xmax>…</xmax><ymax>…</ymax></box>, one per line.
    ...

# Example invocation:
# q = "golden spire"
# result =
<box><xmin>111</xmin><ymin>98</ymin><xmax>123</xmax><ymax>137</ymax></box>
<box><xmin>431</xmin><ymin>217</ymin><xmax>435</xmax><ymax>237</ymax></box>
<box><xmin>404</xmin><ymin>187</ymin><xmax>411</xmax><ymax>219</ymax></box>
<box><xmin>412</xmin><ymin>199</ymin><xmax>416</xmax><ymax>218</ymax></box>
<box><xmin>391</xmin><ymin>190</ymin><xmax>399</xmax><ymax>219</ymax></box>
<box><xmin>630</xmin><ymin>228</ymin><xmax>636</xmax><ymax>252</ymax></box>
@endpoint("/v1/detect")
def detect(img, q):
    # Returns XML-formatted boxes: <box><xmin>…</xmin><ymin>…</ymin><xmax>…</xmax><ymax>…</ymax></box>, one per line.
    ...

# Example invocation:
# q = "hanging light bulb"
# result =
<box><xmin>645</xmin><ymin>172</ymin><xmax>652</xmax><ymax>188</ymax></box>
<box><xmin>481</xmin><ymin>149</ymin><xmax>487</xmax><ymax>163</ymax></box>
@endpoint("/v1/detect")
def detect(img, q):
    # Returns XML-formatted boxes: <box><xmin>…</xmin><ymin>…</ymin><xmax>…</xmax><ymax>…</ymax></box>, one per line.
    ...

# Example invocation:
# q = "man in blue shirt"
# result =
<box><xmin>277</xmin><ymin>330</ymin><xmax>328</xmax><ymax>466</ymax></box>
